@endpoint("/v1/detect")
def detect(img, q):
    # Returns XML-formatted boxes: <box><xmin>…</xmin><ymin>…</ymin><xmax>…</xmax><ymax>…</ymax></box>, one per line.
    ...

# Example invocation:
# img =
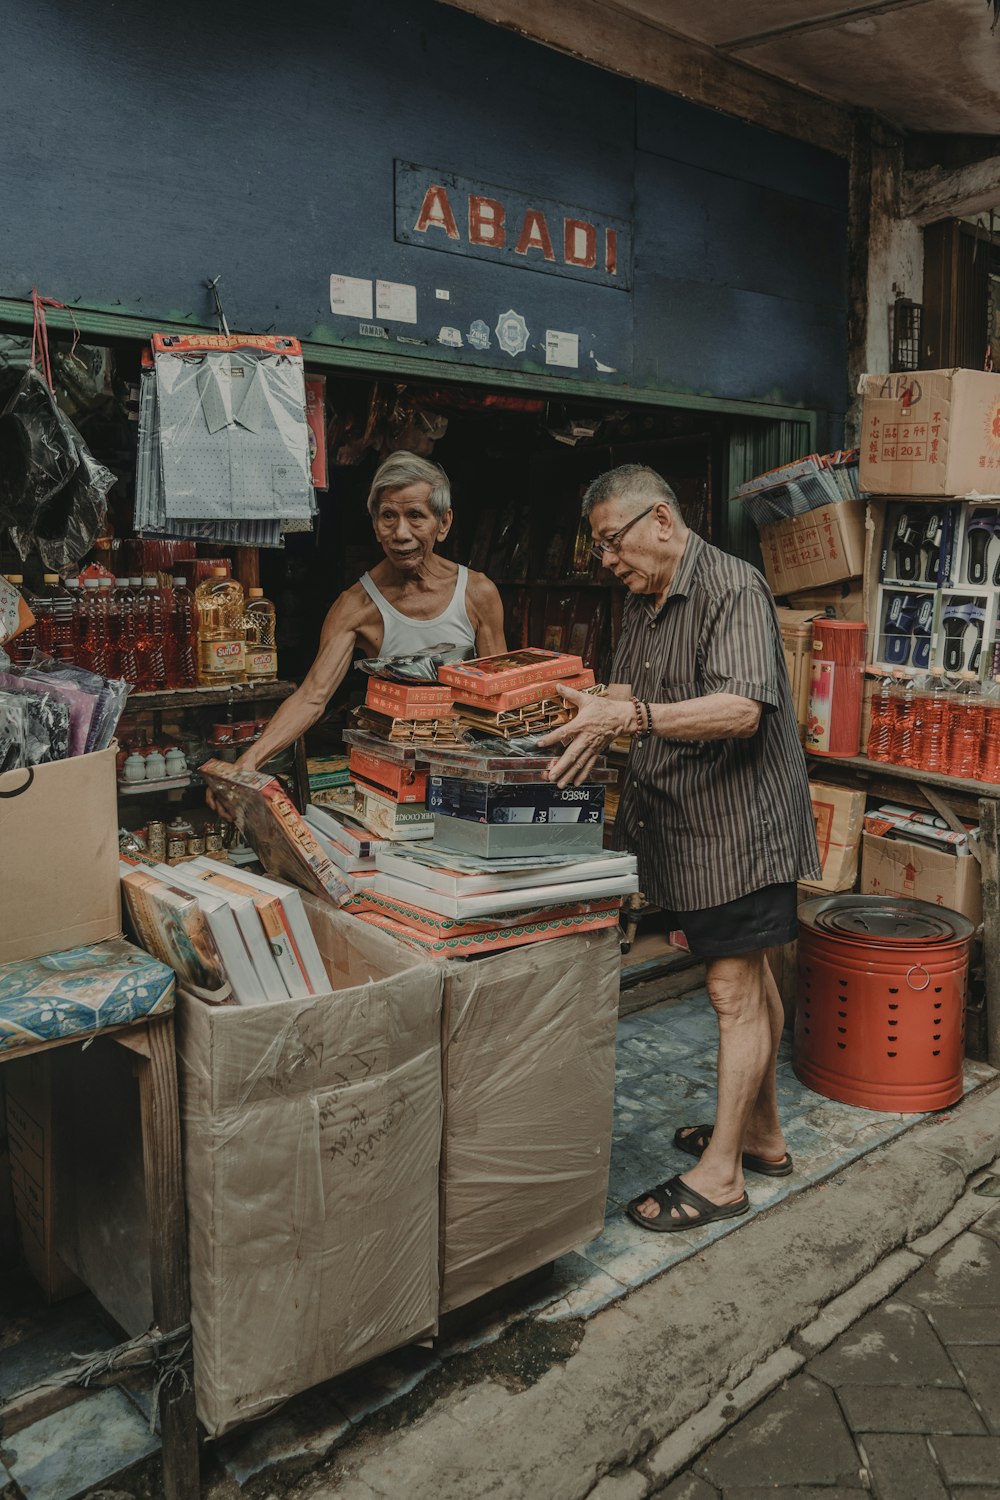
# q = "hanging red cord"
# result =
<box><xmin>29</xmin><ymin>288</ymin><xmax>81</xmax><ymax>391</ymax></box>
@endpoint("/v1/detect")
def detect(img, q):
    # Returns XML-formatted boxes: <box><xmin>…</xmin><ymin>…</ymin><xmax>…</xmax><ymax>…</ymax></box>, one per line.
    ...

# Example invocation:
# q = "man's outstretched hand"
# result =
<box><xmin>537</xmin><ymin>685</ymin><xmax>633</xmax><ymax>787</ymax></box>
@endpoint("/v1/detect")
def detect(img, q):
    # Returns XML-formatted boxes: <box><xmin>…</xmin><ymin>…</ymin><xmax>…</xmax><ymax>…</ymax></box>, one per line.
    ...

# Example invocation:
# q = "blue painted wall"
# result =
<box><xmin>0</xmin><ymin>0</ymin><xmax>848</xmax><ymax>417</ymax></box>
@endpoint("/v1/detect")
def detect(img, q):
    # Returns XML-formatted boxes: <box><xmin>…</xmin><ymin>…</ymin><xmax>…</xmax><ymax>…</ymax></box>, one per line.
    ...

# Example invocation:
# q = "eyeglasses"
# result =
<box><xmin>590</xmin><ymin>505</ymin><xmax>655</xmax><ymax>562</ymax></box>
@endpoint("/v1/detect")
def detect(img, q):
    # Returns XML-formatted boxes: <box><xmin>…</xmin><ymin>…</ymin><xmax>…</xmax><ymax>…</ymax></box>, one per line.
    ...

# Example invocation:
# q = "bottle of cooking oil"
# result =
<box><xmin>244</xmin><ymin>587</ymin><xmax>278</xmax><ymax>683</ymax></box>
<box><xmin>195</xmin><ymin>567</ymin><xmax>245</xmax><ymax>685</ymax></box>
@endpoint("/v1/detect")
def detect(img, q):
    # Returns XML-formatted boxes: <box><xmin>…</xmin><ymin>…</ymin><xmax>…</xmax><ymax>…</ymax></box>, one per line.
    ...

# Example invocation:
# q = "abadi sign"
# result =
<box><xmin>394</xmin><ymin>162</ymin><xmax>632</xmax><ymax>290</ymax></box>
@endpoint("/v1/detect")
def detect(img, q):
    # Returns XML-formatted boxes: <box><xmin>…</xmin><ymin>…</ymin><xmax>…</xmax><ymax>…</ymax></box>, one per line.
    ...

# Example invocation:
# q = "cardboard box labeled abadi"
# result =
<box><xmin>860</xmin><ymin>831</ymin><xmax>982</xmax><ymax>926</ymax></box>
<box><xmin>0</xmin><ymin>748</ymin><xmax>120</xmax><ymax>965</ymax></box>
<box><xmin>759</xmin><ymin>501</ymin><xmax>866</xmax><ymax>595</ymax></box>
<box><xmin>859</xmin><ymin>369</ymin><xmax>1000</xmax><ymax>496</ymax></box>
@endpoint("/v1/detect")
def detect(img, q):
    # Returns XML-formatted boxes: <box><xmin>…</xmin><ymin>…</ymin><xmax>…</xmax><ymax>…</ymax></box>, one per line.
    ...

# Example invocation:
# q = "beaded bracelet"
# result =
<box><xmin>644</xmin><ymin>701</ymin><xmax>654</xmax><ymax>737</ymax></box>
<box><xmin>630</xmin><ymin>695</ymin><xmax>650</xmax><ymax>738</ymax></box>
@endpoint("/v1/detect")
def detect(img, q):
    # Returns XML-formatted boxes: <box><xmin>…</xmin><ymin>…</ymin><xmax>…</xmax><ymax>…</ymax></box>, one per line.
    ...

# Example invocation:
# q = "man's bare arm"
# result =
<box><xmin>466</xmin><ymin>572</ymin><xmax>507</xmax><ymax>656</ymax></box>
<box><xmin>235</xmin><ymin>593</ymin><xmax>360</xmax><ymax>772</ymax></box>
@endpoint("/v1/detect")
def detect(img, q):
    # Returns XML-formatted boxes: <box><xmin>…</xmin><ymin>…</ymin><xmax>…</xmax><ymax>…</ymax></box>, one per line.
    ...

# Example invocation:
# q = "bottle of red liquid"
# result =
<box><xmin>979</xmin><ymin>675</ymin><xmax>1000</xmax><ymax>783</ymax></box>
<box><xmin>133</xmin><ymin>576</ymin><xmax>167</xmax><ymax>691</ymax></box>
<box><xmin>38</xmin><ymin>574</ymin><xmax>77</xmax><ymax>664</ymax></box>
<box><xmin>947</xmin><ymin>671</ymin><xmax>984</xmax><ymax>780</ymax></box>
<box><xmin>109</xmin><ymin>577</ymin><xmax>137</xmax><ymax>682</ymax></box>
<box><xmin>888</xmin><ymin>672</ymin><xmax>918</xmax><ymax>767</ymax></box>
<box><xmin>918</xmin><ymin>666</ymin><xmax>953</xmax><ymax>774</ymax></box>
<box><xmin>866</xmin><ymin>667</ymin><xmax>895</xmax><ymax>762</ymax></box>
<box><xmin>167</xmin><ymin>576</ymin><xmax>198</xmax><ymax>688</ymax></box>
<box><xmin>77</xmin><ymin>577</ymin><xmax>110</xmax><ymax>676</ymax></box>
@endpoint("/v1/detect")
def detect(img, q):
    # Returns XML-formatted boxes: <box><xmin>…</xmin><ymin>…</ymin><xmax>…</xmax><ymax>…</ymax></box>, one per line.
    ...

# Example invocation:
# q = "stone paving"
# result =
<box><xmin>648</xmin><ymin>1181</ymin><xmax>1000</xmax><ymax>1499</ymax></box>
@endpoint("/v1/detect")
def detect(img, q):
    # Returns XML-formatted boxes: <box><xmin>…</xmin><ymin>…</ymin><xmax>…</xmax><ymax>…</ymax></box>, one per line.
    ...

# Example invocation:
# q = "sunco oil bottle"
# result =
<box><xmin>244</xmin><ymin>587</ymin><xmax>277</xmax><ymax>683</ymax></box>
<box><xmin>195</xmin><ymin>568</ymin><xmax>245</xmax><ymax>685</ymax></box>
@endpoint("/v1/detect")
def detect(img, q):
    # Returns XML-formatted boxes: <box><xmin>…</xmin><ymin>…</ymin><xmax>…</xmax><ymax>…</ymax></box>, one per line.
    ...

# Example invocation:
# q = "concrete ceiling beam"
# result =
<box><xmin>435</xmin><ymin>0</ymin><xmax>853</xmax><ymax>155</ymax></box>
<box><xmin>902</xmin><ymin>153</ymin><xmax>1000</xmax><ymax>224</ymax></box>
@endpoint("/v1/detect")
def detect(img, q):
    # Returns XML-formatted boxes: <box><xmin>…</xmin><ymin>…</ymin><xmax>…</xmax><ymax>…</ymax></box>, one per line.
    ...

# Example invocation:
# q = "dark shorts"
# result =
<box><xmin>663</xmin><ymin>881</ymin><xmax>798</xmax><ymax>960</ymax></box>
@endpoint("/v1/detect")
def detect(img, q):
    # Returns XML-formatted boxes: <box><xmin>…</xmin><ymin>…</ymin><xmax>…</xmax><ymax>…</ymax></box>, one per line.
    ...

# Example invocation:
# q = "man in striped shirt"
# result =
<box><xmin>540</xmin><ymin>464</ymin><xmax>820</xmax><ymax>1234</ymax></box>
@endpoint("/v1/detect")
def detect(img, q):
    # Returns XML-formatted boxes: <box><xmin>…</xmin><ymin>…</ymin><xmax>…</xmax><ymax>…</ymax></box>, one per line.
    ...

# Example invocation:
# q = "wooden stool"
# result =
<box><xmin>0</xmin><ymin>938</ymin><xmax>199</xmax><ymax>1500</ymax></box>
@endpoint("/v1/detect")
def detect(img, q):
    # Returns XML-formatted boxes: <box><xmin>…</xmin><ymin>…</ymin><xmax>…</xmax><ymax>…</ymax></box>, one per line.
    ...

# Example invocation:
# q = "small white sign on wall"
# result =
<box><xmin>375</xmin><ymin>279</ymin><xmax>418</xmax><ymax>323</ymax></box>
<box><xmin>545</xmin><ymin>330</ymin><xmax>580</xmax><ymax>368</ymax></box>
<box><xmin>330</xmin><ymin>274</ymin><xmax>373</xmax><ymax>319</ymax></box>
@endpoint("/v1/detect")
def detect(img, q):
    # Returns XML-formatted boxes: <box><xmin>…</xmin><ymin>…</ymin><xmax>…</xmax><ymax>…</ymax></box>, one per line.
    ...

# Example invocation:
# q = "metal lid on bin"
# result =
<box><xmin>798</xmin><ymin>894</ymin><xmax>974</xmax><ymax>946</ymax></box>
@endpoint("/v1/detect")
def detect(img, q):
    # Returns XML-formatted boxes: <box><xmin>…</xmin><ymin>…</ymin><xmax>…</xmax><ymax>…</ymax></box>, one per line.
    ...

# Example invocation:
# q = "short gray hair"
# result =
<box><xmin>582</xmin><ymin>464</ymin><xmax>679</xmax><ymax>519</ymax></box>
<box><xmin>367</xmin><ymin>451</ymin><xmax>451</xmax><ymax>520</ymax></box>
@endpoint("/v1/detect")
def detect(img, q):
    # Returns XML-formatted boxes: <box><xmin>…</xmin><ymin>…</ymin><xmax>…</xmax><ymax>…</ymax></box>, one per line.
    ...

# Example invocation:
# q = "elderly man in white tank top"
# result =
<box><xmin>233</xmin><ymin>451</ymin><xmax>506</xmax><ymax>775</ymax></box>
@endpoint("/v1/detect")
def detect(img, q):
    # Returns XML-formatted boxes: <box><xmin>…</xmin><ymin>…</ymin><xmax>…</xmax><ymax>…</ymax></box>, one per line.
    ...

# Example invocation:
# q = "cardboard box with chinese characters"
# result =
<box><xmin>860</xmin><ymin>831</ymin><xmax>982</xmax><ymax>926</ymax></box>
<box><xmin>759</xmin><ymin>501</ymin><xmax>866</xmax><ymax>595</ymax></box>
<box><xmin>806</xmin><ymin>783</ymin><xmax>867</xmax><ymax>893</ymax></box>
<box><xmin>859</xmin><ymin>369</ymin><xmax>1000</xmax><ymax>496</ymax></box>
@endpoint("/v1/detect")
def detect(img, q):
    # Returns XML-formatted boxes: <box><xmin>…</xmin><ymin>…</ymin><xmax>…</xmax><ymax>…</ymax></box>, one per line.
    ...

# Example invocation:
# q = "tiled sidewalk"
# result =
<box><xmin>653</xmin><ymin>1176</ymin><xmax>1000</xmax><ymax>1499</ymax></box>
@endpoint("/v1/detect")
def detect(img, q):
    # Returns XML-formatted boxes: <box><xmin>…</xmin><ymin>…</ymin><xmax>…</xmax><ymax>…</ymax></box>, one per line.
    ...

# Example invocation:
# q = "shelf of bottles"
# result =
<box><xmin>863</xmin><ymin>666</ymin><xmax>1000</xmax><ymax>785</ymax></box>
<box><xmin>4</xmin><ymin>570</ymin><xmax>283</xmax><ymax>699</ymax></box>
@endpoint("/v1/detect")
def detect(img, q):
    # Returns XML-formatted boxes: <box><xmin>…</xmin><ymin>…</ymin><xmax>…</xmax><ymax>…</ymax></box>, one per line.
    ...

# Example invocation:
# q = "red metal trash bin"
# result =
<box><xmin>794</xmin><ymin>894</ymin><xmax>974</xmax><ymax>1112</ymax></box>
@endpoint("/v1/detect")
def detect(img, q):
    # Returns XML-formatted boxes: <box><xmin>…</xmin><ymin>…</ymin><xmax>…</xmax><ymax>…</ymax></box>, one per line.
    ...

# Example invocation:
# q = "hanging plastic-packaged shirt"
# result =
<box><xmin>134</xmin><ymin>355</ymin><xmax>284</xmax><ymax>548</ymax></box>
<box><xmin>152</xmin><ymin>334</ymin><xmax>315</xmax><ymax>524</ymax></box>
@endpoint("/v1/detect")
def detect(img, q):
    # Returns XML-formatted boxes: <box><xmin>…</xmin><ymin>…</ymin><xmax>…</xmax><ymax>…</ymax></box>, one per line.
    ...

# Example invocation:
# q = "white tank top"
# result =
<box><xmin>358</xmin><ymin>565</ymin><xmax>477</xmax><ymax>660</ymax></box>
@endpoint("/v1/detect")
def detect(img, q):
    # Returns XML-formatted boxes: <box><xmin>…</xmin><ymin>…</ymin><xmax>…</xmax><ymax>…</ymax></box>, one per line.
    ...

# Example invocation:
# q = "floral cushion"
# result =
<box><xmin>0</xmin><ymin>938</ymin><xmax>175</xmax><ymax>1056</ymax></box>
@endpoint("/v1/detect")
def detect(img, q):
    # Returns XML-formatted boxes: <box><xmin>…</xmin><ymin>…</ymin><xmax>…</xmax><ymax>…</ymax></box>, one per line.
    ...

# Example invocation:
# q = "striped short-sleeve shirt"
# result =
<box><xmin>611</xmin><ymin>531</ymin><xmax>821</xmax><ymax>912</ymax></box>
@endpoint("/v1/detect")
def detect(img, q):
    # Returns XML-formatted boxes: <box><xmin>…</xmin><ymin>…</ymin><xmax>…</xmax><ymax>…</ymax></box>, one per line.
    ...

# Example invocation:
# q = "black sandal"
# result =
<box><xmin>674</xmin><ymin>1123</ymin><xmax>794</xmax><ymax>1179</ymax></box>
<box><xmin>626</xmin><ymin>1173</ymin><xmax>750</xmax><ymax>1234</ymax></box>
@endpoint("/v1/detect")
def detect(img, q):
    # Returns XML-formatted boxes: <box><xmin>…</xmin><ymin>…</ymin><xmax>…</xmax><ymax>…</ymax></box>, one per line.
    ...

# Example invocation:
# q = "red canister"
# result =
<box><xmin>794</xmin><ymin>894</ymin><xmax>973</xmax><ymax>1111</ymax></box>
<box><xmin>805</xmin><ymin>619</ymin><xmax>867</xmax><ymax>756</ymax></box>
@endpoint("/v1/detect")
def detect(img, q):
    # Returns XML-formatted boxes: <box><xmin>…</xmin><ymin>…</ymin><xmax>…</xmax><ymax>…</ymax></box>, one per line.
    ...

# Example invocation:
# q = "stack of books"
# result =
<box><xmin>355</xmin><ymin>676</ymin><xmax>464</xmax><ymax>746</ymax></box>
<box><xmin>120</xmin><ymin>858</ymin><xmax>330</xmax><ymax>1005</ymax></box>
<box><xmin>345</xmin><ymin>842</ymin><xmax>638</xmax><ymax>957</ymax></box>
<box><xmin>440</xmin><ymin>648</ymin><xmax>589</xmax><ymax>738</ymax></box>
<box><xmin>335</xmin><ymin>647</ymin><xmax>632</xmax><ymax>956</ymax></box>
<box><xmin>199</xmin><ymin>760</ymin><xmax>352</xmax><ymax>902</ymax></box>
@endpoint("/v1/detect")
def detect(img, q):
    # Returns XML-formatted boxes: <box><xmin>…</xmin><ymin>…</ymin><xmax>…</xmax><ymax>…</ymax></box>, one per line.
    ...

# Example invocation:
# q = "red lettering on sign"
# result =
<box><xmin>515</xmin><ymin>209</ymin><xmax>555</xmax><ymax>261</ymax></box>
<box><xmin>469</xmin><ymin>195</ymin><xmax>506</xmax><ymax>248</ymax></box>
<box><xmin>563</xmin><ymin>218</ymin><xmax>596</xmax><ymax>269</ymax></box>
<box><xmin>414</xmin><ymin>184</ymin><xmax>460</xmax><ymax>240</ymax></box>
<box><xmin>605</xmin><ymin>227</ymin><xmax>618</xmax><ymax>277</ymax></box>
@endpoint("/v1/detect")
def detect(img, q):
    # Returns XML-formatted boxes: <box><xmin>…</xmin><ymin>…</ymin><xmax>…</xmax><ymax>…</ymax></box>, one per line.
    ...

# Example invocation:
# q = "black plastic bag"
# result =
<box><xmin>0</xmin><ymin>366</ymin><xmax>115</xmax><ymax>569</ymax></box>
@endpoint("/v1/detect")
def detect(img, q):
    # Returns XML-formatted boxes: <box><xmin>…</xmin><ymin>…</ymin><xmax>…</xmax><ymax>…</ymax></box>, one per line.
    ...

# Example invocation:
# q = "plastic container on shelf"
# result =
<box><xmin>35</xmin><ymin>574</ymin><xmax>77</xmax><ymax>664</ymax></box>
<box><xmin>133</xmin><ymin>576</ymin><xmax>167</xmax><ymax>691</ymax></box>
<box><xmin>109</xmin><ymin>577</ymin><xmax>137</xmax><ymax>683</ymax></box>
<box><xmin>62</xmin><ymin>575</ymin><xmax>81</xmax><ymax>662</ymax></box>
<box><xmin>979</xmin><ymin>676</ymin><xmax>1000</xmax><ymax>784</ymax></box>
<box><xmin>888</xmin><ymin>671</ymin><xmax>918</xmax><ymax>767</ymax></box>
<box><xmin>917</xmin><ymin>666</ymin><xmax>953</xmax><ymax>774</ymax></box>
<box><xmin>77</xmin><ymin>576</ymin><xmax>110</xmax><ymax>676</ymax></box>
<box><xmin>167</xmin><ymin>575</ymin><xmax>198</xmax><ymax>689</ymax></box>
<box><xmin>866</xmin><ymin>667</ymin><xmax>895</xmax><ymax>762</ymax></box>
<box><xmin>947</xmin><ymin>670</ymin><xmax>985</xmax><ymax>780</ymax></box>
<box><xmin>244</xmin><ymin>586</ymin><xmax>278</xmax><ymax>682</ymax></box>
<box><xmin>195</xmin><ymin>568</ymin><xmax>246</xmax><ymax>686</ymax></box>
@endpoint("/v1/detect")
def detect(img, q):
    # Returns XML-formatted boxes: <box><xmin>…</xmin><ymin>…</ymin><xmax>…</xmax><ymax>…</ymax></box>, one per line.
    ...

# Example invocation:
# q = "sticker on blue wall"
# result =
<box><xmin>496</xmin><ymin>310</ymin><xmax>529</xmax><ymax>358</ymax></box>
<box><xmin>468</xmin><ymin>319</ymin><xmax>491</xmax><ymax>351</ymax></box>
